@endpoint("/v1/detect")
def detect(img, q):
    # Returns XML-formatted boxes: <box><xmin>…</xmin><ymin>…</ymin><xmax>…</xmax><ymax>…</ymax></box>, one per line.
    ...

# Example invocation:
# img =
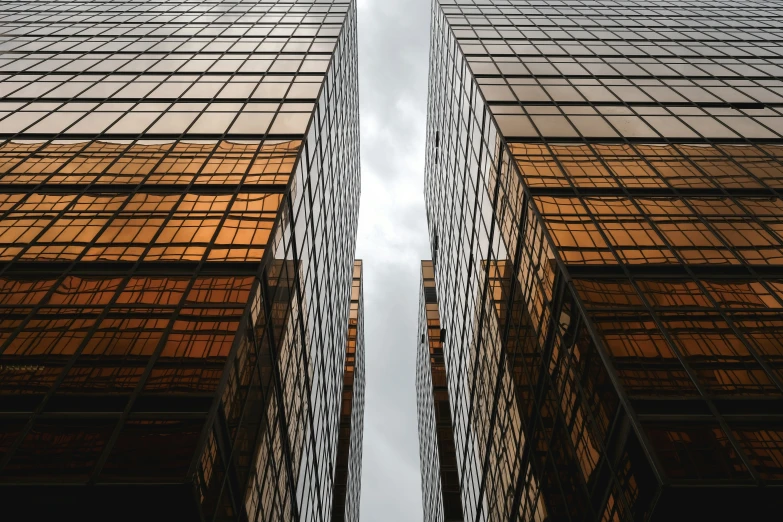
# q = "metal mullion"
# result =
<box><xmin>446</xmin><ymin>176</ymin><xmax>473</xmax><ymax>505</ymax></box>
<box><xmin>254</xmin><ymin>383</ymin><xmax>290</xmax><ymax>522</ymax></box>
<box><xmin>656</xmin><ymin>149</ymin><xmax>783</xmax><ymax>286</ymax></box>
<box><xmin>512</xmin><ymin>22</ymin><xmax>783</xmax><ymax>169</ymax></box>
<box><xmin>1</xmin><ymin>49</ymin><xmax>167</xmax><ymax>138</ymax></box>
<box><xmin>474</xmin><ymin>148</ymin><xmax>549</xmax><ymax>522</ymax></box>
<box><xmin>529</xmin><ymin>274</ymin><xmax>602</xmax><ymax>521</ymax></box>
<box><xmin>0</xmin><ymin>272</ymin><xmax>139</xmax><ymax>473</ymax></box>
<box><xmin>593</xmin><ymin>143</ymin><xmax>783</xmax><ymax>395</ymax></box>
<box><xmin>192</xmin><ymin>282</ymin><xmax>259</xmax><ymax>522</ymax></box>
<box><xmin>0</xmin><ymin>139</ymin><xmax>234</xmax><ymax>472</ymax></box>
<box><xmin>51</xmin><ymin>26</ymin><xmax>305</xmax><ymax>144</ymax></box>
<box><xmin>459</xmin><ymin>10</ymin><xmax>677</xmax><ymax>497</ymax></box>
<box><xmin>509</xmin><ymin>267</ymin><xmax>641</xmax><ymax>518</ymax></box>
<box><xmin>0</xmin><ymin>183</ymin><xmax>288</xmax><ymax>195</ymax></box>
<box><xmin>461</xmin><ymin>11</ymin><xmax>621</xmax><ymax>519</ymax></box>
<box><xmin>549</xmin><ymin>147</ymin><xmax>764</xmax><ymax>484</ymax></box>
<box><xmin>530</xmin><ymin>363</ymin><xmax>583</xmax><ymax>522</ymax></box>
<box><xmin>0</xmin><ymin>189</ymin><xmax>136</xmax><ymax>337</ymax></box>
<box><xmin>445</xmin><ymin>168</ymin><xmax>473</xmax><ymax>504</ymax></box>
<box><xmin>0</xmin><ymin>132</ymin><xmax>177</xmax><ymax>282</ymax></box>
<box><xmin>429</xmin><ymin>7</ymin><xmax>459</xmax><ymax>456</ymax></box>
<box><xmin>452</xmin><ymin>74</ymin><xmax>489</xmax><ymax>499</ymax></box>
<box><xmin>446</xmin><ymin>7</ymin><xmax>608</xmax><ymax>513</ymax></box>
<box><xmin>713</xmin><ymin>142</ymin><xmax>783</xmax><ymax>199</ymax></box>
<box><xmin>287</xmin><ymin>190</ymin><xmax>329</xmax><ymax>522</ymax></box>
<box><xmin>88</xmin><ymin>181</ymin><xmax>249</xmax><ymax>483</ymax></box>
<box><xmin>300</xmin><ymin>36</ymin><xmax>352</xmax><ymax>505</ymax></box>
<box><xmin>0</xmin><ymin>141</ymin><xmax>97</xmax><ymax>221</ymax></box>
<box><xmin>434</xmin><ymin>3</ymin><xmax>484</xmax><ymax>514</ymax></box>
<box><xmin>75</xmin><ymin>30</ymin><xmax>228</xmax><ymax>135</ymax></box>
<box><xmin>0</xmin><ymin>195</ymin><xmax>188</xmax><ymax>472</ymax></box>
<box><xmin>82</xmin><ymin>0</ymin><xmax>329</xmax><ymax>494</ymax></box>
<box><xmin>233</xmin><ymin>26</ymin><xmax>358</xmax><ymax>509</ymax></box>
<box><xmin>482</xmin><ymin>134</ymin><xmax>677</xmax><ymax>497</ymax></box>
<box><xmin>248</xmin><ymin>25</ymin><xmax>360</xmax><ymax>510</ymax></box>
<box><xmin>253</xmin><ymin>248</ymin><xmax>302</xmax><ymax>522</ymax></box>
<box><xmin>460</xmin><ymin>34</ymin><xmax>783</xmax><ymax>46</ymax></box>
<box><xmin>500</xmin><ymin>193</ymin><xmax>573</xmax><ymax>520</ymax></box>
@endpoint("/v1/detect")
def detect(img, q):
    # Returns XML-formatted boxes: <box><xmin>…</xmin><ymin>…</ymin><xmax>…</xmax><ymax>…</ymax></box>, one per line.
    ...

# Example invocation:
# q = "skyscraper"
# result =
<box><xmin>331</xmin><ymin>259</ymin><xmax>365</xmax><ymax>522</ymax></box>
<box><xmin>0</xmin><ymin>1</ymin><xmax>361</xmax><ymax>521</ymax></box>
<box><xmin>419</xmin><ymin>1</ymin><xmax>783</xmax><ymax>520</ymax></box>
<box><xmin>417</xmin><ymin>260</ymin><xmax>464</xmax><ymax>522</ymax></box>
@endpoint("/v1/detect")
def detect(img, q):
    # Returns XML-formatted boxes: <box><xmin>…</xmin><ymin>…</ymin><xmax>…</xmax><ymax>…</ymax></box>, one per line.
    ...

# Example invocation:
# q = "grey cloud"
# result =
<box><xmin>358</xmin><ymin>0</ymin><xmax>431</xmax><ymax>182</ymax></box>
<box><xmin>355</xmin><ymin>0</ymin><xmax>432</xmax><ymax>520</ymax></box>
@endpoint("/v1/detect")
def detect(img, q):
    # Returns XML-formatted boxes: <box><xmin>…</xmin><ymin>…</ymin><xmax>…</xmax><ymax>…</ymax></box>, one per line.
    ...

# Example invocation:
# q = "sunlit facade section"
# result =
<box><xmin>331</xmin><ymin>259</ymin><xmax>365</xmax><ymax>522</ymax></box>
<box><xmin>423</xmin><ymin>1</ymin><xmax>783</xmax><ymax>521</ymax></box>
<box><xmin>0</xmin><ymin>1</ymin><xmax>360</xmax><ymax>521</ymax></box>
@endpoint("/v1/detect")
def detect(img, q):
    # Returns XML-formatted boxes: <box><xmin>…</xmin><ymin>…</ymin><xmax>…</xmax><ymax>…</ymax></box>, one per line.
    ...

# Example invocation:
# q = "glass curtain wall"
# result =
<box><xmin>417</xmin><ymin>260</ymin><xmax>465</xmax><ymax>522</ymax></box>
<box><xmin>0</xmin><ymin>1</ymin><xmax>360</xmax><ymax>521</ymax></box>
<box><xmin>423</xmin><ymin>1</ymin><xmax>783</xmax><ymax>521</ymax></box>
<box><xmin>331</xmin><ymin>259</ymin><xmax>365</xmax><ymax>522</ymax></box>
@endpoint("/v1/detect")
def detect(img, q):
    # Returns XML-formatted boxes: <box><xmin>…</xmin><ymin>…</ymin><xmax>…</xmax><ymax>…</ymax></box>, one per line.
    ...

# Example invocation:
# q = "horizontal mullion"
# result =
<box><xmin>527</xmin><ymin>187</ymin><xmax>781</xmax><ymax>198</ymax></box>
<box><xmin>503</xmin><ymin>136</ymin><xmax>783</xmax><ymax>144</ymax></box>
<box><xmin>0</xmin><ymin>21</ymin><xmax>342</xmax><ymax>26</ymax></box>
<box><xmin>0</xmin><ymin>259</ymin><xmax>264</xmax><ymax>276</ymax></box>
<box><xmin>0</xmin><ymin>411</ymin><xmax>210</xmax><ymax>420</ymax></box>
<box><xmin>459</xmin><ymin>38</ymin><xmax>783</xmax><ymax>44</ymax></box>
<box><xmin>462</xmin><ymin>52</ymin><xmax>783</xmax><ymax>59</ymax></box>
<box><xmin>0</xmin><ymin>132</ymin><xmax>308</xmax><ymax>140</ymax></box>
<box><xmin>564</xmin><ymin>263</ymin><xmax>783</xmax><ymax>278</ymax></box>
<box><xmin>2</xmin><ymin>98</ymin><xmax>319</xmax><ymax>103</ymax></box>
<box><xmin>0</xmin><ymin>304</ymin><xmax>245</xmax><ymax>311</ymax></box>
<box><xmin>0</xmin><ymin>51</ymin><xmax>335</xmax><ymax>55</ymax></box>
<box><xmin>0</xmin><ymin>184</ymin><xmax>288</xmax><ymax>195</ymax></box>
<box><xmin>479</xmin><ymin>100</ymin><xmax>779</xmax><ymax>109</ymax></box>
<box><xmin>475</xmin><ymin>74</ymin><xmax>783</xmax><ymax>82</ymax></box>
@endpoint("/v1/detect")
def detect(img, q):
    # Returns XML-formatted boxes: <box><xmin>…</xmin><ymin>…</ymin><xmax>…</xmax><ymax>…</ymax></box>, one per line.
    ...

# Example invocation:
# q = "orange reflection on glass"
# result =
<box><xmin>0</xmin><ymin>139</ymin><xmax>301</xmax><ymax>186</ymax></box>
<box><xmin>588</xmin><ymin>310</ymin><xmax>699</xmax><ymax>396</ymax></box>
<box><xmin>663</xmin><ymin>315</ymin><xmax>777</xmax><ymax>396</ymax></box>
<box><xmin>0</xmin><ymin>191</ymin><xmax>284</xmax><ymax>262</ymax></box>
<box><xmin>731</xmin><ymin>428</ymin><xmax>783</xmax><ymax>480</ymax></box>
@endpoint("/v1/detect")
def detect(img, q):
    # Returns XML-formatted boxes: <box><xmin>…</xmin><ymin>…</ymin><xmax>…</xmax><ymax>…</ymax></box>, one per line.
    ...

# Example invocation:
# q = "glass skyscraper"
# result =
<box><xmin>417</xmin><ymin>260</ymin><xmax>464</xmax><ymax>522</ymax></box>
<box><xmin>0</xmin><ymin>1</ymin><xmax>361</xmax><ymax>521</ymax></box>
<box><xmin>419</xmin><ymin>0</ymin><xmax>783</xmax><ymax>521</ymax></box>
<box><xmin>331</xmin><ymin>259</ymin><xmax>365</xmax><ymax>522</ymax></box>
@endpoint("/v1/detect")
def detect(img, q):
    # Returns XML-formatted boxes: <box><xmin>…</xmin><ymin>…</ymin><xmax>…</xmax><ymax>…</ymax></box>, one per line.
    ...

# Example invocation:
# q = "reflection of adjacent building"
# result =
<box><xmin>0</xmin><ymin>1</ymin><xmax>361</xmax><ymax>521</ymax></box>
<box><xmin>331</xmin><ymin>260</ymin><xmax>365</xmax><ymax>522</ymax></box>
<box><xmin>421</xmin><ymin>1</ymin><xmax>783</xmax><ymax>521</ymax></box>
<box><xmin>417</xmin><ymin>260</ymin><xmax>464</xmax><ymax>522</ymax></box>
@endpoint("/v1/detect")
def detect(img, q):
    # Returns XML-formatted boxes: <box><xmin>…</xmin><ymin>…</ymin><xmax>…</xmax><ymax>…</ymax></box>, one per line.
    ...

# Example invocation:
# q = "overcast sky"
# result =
<box><xmin>354</xmin><ymin>0</ymin><xmax>432</xmax><ymax>520</ymax></box>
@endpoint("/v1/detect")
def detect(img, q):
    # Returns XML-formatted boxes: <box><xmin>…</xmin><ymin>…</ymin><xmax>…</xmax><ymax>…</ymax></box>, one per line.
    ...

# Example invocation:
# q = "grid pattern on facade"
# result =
<box><xmin>0</xmin><ymin>0</ymin><xmax>345</xmax><ymax>140</ymax></box>
<box><xmin>0</xmin><ymin>1</ymin><xmax>361</xmax><ymax>522</ymax></box>
<box><xmin>448</xmin><ymin>0</ymin><xmax>783</xmax><ymax>143</ymax></box>
<box><xmin>417</xmin><ymin>260</ymin><xmax>465</xmax><ymax>522</ymax></box>
<box><xmin>330</xmin><ymin>259</ymin><xmax>365</xmax><ymax>522</ymax></box>
<box><xmin>423</xmin><ymin>1</ymin><xmax>783</xmax><ymax>521</ymax></box>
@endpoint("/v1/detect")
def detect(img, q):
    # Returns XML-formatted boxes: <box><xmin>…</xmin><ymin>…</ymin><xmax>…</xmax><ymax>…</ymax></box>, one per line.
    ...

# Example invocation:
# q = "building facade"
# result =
<box><xmin>420</xmin><ymin>0</ymin><xmax>783</xmax><ymax>521</ymax></box>
<box><xmin>0</xmin><ymin>1</ymin><xmax>361</xmax><ymax>521</ymax></box>
<box><xmin>331</xmin><ymin>259</ymin><xmax>365</xmax><ymax>522</ymax></box>
<box><xmin>417</xmin><ymin>260</ymin><xmax>465</xmax><ymax>522</ymax></box>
